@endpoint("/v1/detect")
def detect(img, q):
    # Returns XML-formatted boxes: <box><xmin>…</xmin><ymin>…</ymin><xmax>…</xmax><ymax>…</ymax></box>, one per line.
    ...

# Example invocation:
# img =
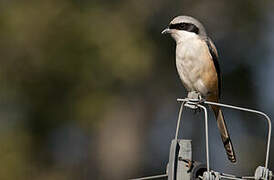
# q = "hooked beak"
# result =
<box><xmin>161</xmin><ymin>28</ymin><xmax>171</xmax><ymax>34</ymax></box>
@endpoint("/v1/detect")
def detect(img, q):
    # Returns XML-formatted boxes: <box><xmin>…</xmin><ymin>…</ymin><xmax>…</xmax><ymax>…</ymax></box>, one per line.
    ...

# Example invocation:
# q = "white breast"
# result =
<box><xmin>175</xmin><ymin>33</ymin><xmax>209</xmax><ymax>96</ymax></box>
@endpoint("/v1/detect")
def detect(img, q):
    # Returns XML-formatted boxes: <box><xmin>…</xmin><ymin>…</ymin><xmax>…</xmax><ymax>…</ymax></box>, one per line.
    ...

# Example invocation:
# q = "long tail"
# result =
<box><xmin>211</xmin><ymin>105</ymin><xmax>236</xmax><ymax>163</ymax></box>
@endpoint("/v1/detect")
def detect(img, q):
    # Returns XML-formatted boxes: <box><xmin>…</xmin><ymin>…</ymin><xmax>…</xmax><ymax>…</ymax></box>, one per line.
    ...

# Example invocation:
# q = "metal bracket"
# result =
<box><xmin>167</xmin><ymin>139</ymin><xmax>192</xmax><ymax>180</ymax></box>
<box><xmin>177</xmin><ymin>95</ymin><xmax>272</xmax><ymax>170</ymax></box>
<box><xmin>166</xmin><ymin>139</ymin><xmax>207</xmax><ymax>180</ymax></box>
<box><xmin>130</xmin><ymin>94</ymin><xmax>273</xmax><ymax>180</ymax></box>
<box><xmin>254</xmin><ymin>166</ymin><xmax>273</xmax><ymax>180</ymax></box>
<box><xmin>203</xmin><ymin>171</ymin><xmax>221</xmax><ymax>180</ymax></box>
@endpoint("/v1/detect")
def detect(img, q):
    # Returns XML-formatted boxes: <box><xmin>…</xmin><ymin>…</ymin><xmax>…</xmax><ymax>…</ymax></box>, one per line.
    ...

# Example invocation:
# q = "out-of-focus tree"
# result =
<box><xmin>0</xmin><ymin>0</ymin><xmax>273</xmax><ymax>179</ymax></box>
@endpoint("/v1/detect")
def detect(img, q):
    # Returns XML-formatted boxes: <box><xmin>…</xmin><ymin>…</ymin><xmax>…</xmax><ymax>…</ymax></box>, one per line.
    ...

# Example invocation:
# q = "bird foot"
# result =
<box><xmin>184</xmin><ymin>91</ymin><xmax>204</xmax><ymax>110</ymax></box>
<box><xmin>187</xmin><ymin>91</ymin><xmax>203</xmax><ymax>102</ymax></box>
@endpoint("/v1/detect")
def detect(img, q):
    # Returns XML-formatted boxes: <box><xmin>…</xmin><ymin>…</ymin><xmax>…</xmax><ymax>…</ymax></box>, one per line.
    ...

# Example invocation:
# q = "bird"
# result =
<box><xmin>162</xmin><ymin>15</ymin><xmax>236</xmax><ymax>163</ymax></box>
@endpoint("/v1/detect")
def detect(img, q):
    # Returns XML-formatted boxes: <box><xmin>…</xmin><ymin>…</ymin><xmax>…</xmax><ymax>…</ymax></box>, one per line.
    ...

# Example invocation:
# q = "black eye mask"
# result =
<box><xmin>169</xmin><ymin>23</ymin><xmax>199</xmax><ymax>34</ymax></box>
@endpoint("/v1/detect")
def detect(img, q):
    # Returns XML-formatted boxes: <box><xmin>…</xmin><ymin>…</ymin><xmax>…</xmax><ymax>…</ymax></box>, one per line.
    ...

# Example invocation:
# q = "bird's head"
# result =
<box><xmin>162</xmin><ymin>16</ymin><xmax>207</xmax><ymax>43</ymax></box>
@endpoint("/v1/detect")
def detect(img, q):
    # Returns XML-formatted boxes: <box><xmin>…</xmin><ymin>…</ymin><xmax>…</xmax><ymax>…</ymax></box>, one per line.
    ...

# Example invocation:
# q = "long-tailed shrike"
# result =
<box><xmin>162</xmin><ymin>15</ymin><xmax>236</xmax><ymax>163</ymax></box>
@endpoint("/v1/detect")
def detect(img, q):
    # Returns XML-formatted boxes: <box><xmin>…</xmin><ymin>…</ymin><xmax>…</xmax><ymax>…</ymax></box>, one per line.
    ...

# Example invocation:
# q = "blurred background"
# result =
<box><xmin>0</xmin><ymin>0</ymin><xmax>273</xmax><ymax>179</ymax></box>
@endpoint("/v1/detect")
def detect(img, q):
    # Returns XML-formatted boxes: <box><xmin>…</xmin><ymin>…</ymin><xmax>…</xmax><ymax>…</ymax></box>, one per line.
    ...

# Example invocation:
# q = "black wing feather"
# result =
<box><xmin>205</xmin><ymin>38</ymin><xmax>221</xmax><ymax>98</ymax></box>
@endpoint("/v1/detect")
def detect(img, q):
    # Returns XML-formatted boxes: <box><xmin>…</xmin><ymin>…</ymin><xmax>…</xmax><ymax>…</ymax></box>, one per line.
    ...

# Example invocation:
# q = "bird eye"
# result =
<box><xmin>169</xmin><ymin>23</ymin><xmax>185</xmax><ymax>30</ymax></box>
<box><xmin>179</xmin><ymin>23</ymin><xmax>185</xmax><ymax>30</ymax></box>
<box><xmin>169</xmin><ymin>22</ymin><xmax>199</xmax><ymax>34</ymax></box>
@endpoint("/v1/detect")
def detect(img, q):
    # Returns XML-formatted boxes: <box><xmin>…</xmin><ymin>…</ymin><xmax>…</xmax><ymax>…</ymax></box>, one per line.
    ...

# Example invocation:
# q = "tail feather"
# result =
<box><xmin>211</xmin><ymin>105</ymin><xmax>236</xmax><ymax>163</ymax></box>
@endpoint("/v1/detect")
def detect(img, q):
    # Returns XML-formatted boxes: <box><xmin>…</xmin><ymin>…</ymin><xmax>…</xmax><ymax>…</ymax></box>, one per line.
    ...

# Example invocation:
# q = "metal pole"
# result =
<box><xmin>198</xmin><ymin>104</ymin><xmax>210</xmax><ymax>172</ymax></box>
<box><xmin>129</xmin><ymin>174</ymin><xmax>168</xmax><ymax>180</ymax></box>
<box><xmin>203</xmin><ymin>101</ymin><xmax>272</xmax><ymax>169</ymax></box>
<box><xmin>175</xmin><ymin>102</ymin><xmax>185</xmax><ymax>141</ymax></box>
<box><xmin>219</xmin><ymin>175</ymin><xmax>243</xmax><ymax>180</ymax></box>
